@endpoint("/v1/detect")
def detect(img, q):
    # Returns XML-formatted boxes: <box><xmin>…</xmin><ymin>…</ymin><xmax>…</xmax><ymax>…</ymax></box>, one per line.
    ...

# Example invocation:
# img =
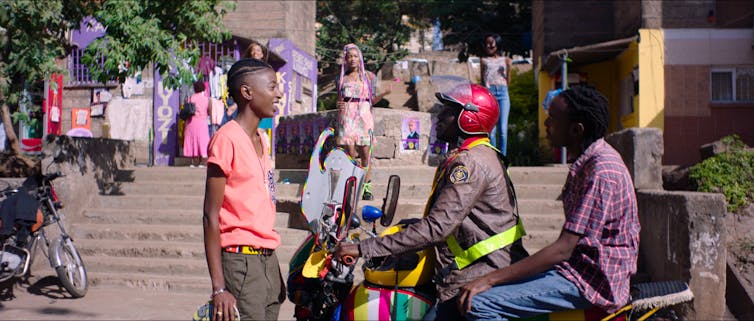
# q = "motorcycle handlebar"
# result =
<box><xmin>44</xmin><ymin>172</ymin><xmax>64</xmax><ymax>182</ymax></box>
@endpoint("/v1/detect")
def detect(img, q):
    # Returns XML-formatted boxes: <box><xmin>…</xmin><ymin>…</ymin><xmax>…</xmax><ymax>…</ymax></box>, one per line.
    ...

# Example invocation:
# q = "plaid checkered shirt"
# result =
<box><xmin>555</xmin><ymin>138</ymin><xmax>640</xmax><ymax>313</ymax></box>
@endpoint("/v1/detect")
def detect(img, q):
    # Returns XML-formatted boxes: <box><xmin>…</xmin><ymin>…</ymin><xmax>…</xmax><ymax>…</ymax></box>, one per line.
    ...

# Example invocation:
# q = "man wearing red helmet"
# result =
<box><xmin>457</xmin><ymin>87</ymin><xmax>639</xmax><ymax>321</ymax></box>
<box><xmin>335</xmin><ymin>83</ymin><xmax>528</xmax><ymax>321</ymax></box>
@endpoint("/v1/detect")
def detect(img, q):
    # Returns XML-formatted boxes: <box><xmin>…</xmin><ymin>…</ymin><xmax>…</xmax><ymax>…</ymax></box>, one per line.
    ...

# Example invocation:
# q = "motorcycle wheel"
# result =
<box><xmin>52</xmin><ymin>237</ymin><xmax>88</xmax><ymax>298</ymax></box>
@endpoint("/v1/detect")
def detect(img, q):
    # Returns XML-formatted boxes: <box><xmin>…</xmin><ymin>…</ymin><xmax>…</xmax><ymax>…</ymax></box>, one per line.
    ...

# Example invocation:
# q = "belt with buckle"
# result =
<box><xmin>224</xmin><ymin>245</ymin><xmax>274</xmax><ymax>256</ymax></box>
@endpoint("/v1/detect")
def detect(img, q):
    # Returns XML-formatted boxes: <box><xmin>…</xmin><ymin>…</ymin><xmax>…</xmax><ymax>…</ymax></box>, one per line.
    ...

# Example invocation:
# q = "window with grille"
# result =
<box><xmin>67</xmin><ymin>47</ymin><xmax>117</xmax><ymax>87</ymax></box>
<box><xmin>711</xmin><ymin>67</ymin><xmax>754</xmax><ymax>103</ymax></box>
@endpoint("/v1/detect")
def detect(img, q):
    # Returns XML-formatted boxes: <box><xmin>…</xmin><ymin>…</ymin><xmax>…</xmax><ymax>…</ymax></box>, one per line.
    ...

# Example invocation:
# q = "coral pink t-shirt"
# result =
<box><xmin>207</xmin><ymin>121</ymin><xmax>280</xmax><ymax>249</ymax></box>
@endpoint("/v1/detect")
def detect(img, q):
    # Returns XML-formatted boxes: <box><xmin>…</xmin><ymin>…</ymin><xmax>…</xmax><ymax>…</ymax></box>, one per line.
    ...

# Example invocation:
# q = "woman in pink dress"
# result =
<box><xmin>336</xmin><ymin>43</ymin><xmax>390</xmax><ymax>200</ymax></box>
<box><xmin>184</xmin><ymin>81</ymin><xmax>210</xmax><ymax>167</ymax></box>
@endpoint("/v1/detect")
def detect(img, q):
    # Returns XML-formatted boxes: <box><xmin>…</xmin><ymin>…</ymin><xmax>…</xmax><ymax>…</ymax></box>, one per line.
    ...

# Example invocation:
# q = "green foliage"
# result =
<box><xmin>418</xmin><ymin>0</ymin><xmax>532</xmax><ymax>57</ymax></box>
<box><xmin>316</xmin><ymin>1</ymin><xmax>412</xmax><ymax>73</ymax></box>
<box><xmin>83</xmin><ymin>1</ymin><xmax>234</xmax><ymax>89</ymax></box>
<box><xmin>689</xmin><ymin>135</ymin><xmax>754</xmax><ymax>213</ymax></box>
<box><xmin>317</xmin><ymin>93</ymin><xmax>338</xmax><ymax>112</ymax></box>
<box><xmin>506</xmin><ymin>69</ymin><xmax>543</xmax><ymax>166</ymax></box>
<box><xmin>0</xmin><ymin>0</ymin><xmax>93</xmax><ymax>103</ymax></box>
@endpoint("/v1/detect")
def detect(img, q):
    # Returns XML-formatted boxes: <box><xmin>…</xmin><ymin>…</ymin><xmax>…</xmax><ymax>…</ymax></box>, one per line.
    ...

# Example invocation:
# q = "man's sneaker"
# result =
<box><xmin>362</xmin><ymin>181</ymin><xmax>374</xmax><ymax>200</ymax></box>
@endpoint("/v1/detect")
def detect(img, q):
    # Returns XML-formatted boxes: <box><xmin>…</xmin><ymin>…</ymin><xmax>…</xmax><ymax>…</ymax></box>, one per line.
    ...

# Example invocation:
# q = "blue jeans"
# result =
<box><xmin>487</xmin><ymin>85</ymin><xmax>510</xmax><ymax>156</ymax></box>
<box><xmin>466</xmin><ymin>270</ymin><xmax>592</xmax><ymax>321</ymax></box>
<box><xmin>423</xmin><ymin>297</ymin><xmax>463</xmax><ymax>321</ymax></box>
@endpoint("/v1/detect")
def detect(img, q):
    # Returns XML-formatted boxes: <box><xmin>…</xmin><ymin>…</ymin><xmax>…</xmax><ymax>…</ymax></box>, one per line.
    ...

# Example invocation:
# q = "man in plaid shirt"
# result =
<box><xmin>457</xmin><ymin>86</ymin><xmax>640</xmax><ymax>320</ymax></box>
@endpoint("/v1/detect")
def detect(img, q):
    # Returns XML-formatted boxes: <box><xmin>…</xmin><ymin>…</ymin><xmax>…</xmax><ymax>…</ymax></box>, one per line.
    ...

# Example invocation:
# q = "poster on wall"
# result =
<box><xmin>44</xmin><ymin>74</ymin><xmax>63</xmax><ymax>136</ymax></box>
<box><xmin>301</xmin><ymin>120</ymin><xmax>315</xmax><ymax>156</ymax></box>
<box><xmin>429</xmin><ymin>116</ymin><xmax>448</xmax><ymax>156</ymax></box>
<box><xmin>288</xmin><ymin>121</ymin><xmax>301</xmax><ymax>155</ymax></box>
<box><xmin>400</xmin><ymin>117</ymin><xmax>420</xmax><ymax>152</ymax></box>
<box><xmin>122</xmin><ymin>72</ymin><xmax>145</xmax><ymax>98</ymax></box>
<box><xmin>71</xmin><ymin>108</ymin><xmax>91</xmax><ymax>130</ymax></box>
<box><xmin>275</xmin><ymin>122</ymin><xmax>289</xmax><ymax>154</ymax></box>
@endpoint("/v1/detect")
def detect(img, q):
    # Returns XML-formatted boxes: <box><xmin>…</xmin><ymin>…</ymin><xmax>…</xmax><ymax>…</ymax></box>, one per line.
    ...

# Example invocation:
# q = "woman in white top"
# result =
<box><xmin>480</xmin><ymin>33</ymin><xmax>512</xmax><ymax>156</ymax></box>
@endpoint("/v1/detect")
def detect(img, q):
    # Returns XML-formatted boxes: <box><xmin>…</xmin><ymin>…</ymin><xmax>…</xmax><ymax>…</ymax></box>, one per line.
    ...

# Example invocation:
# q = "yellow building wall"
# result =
<box><xmin>578</xmin><ymin>61</ymin><xmax>619</xmax><ymax>133</ymax></box>
<box><xmin>637</xmin><ymin>29</ymin><xmax>665</xmax><ymax>129</ymax></box>
<box><xmin>617</xmin><ymin>39</ymin><xmax>639</xmax><ymax>128</ymax></box>
<box><xmin>537</xmin><ymin>69</ymin><xmax>554</xmax><ymax>148</ymax></box>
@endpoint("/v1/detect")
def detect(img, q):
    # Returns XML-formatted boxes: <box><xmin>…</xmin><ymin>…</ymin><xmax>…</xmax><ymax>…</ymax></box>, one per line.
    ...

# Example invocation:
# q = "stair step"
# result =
<box><xmin>117</xmin><ymin>181</ymin><xmax>205</xmax><ymax>195</ymax></box>
<box><xmin>277</xmin><ymin>196</ymin><xmax>563</xmax><ymax>218</ymax></box>
<box><xmin>81</xmin><ymin>209</ymin><xmax>294</xmax><ymax>228</ymax></box>
<box><xmin>71</xmin><ymin>223</ymin><xmax>311</xmax><ymax>243</ymax></box>
<box><xmin>85</xmin><ymin>256</ymin><xmax>208</xmax><ymax>276</ymax></box>
<box><xmin>521</xmin><ymin>230</ymin><xmax>561</xmax><ymax>254</ymax></box>
<box><xmin>127</xmin><ymin>167</ymin><xmax>207</xmax><ymax>182</ymax></box>
<box><xmin>88</xmin><ymin>271</ymin><xmax>209</xmax><ymax>292</ymax></box>
<box><xmin>75</xmin><ymin>239</ymin><xmax>301</xmax><ymax>263</ymax></box>
<box><xmin>520</xmin><ymin>213</ymin><xmax>566</xmax><ymax>231</ymax></box>
<box><xmin>275</xmin><ymin>166</ymin><xmax>568</xmax><ymax>186</ymax></box>
<box><xmin>276</xmin><ymin>182</ymin><xmax>562</xmax><ymax>201</ymax></box>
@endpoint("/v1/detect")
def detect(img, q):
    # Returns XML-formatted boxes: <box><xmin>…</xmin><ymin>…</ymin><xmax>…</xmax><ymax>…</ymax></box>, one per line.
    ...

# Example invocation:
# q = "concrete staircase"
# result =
<box><xmin>68</xmin><ymin>164</ymin><xmax>566</xmax><ymax>318</ymax></box>
<box><xmin>275</xmin><ymin>165</ymin><xmax>568</xmax><ymax>253</ymax></box>
<box><xmin>71</xmin><ymin>167</ymin><xmax>310</xmax><ymax>294</ymax></box>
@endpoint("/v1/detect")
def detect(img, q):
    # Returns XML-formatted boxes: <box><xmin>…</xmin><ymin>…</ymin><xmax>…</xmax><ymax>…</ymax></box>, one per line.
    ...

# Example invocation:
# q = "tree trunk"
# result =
<box><xmin>2</xmin><ymin>102</ymin><xmax>22</xmax><ymax>155</ymax></box>
<box><xmin>1</xmin><ymin>102</ymin><xmax>38</xmax><ymax>171</ymax></box>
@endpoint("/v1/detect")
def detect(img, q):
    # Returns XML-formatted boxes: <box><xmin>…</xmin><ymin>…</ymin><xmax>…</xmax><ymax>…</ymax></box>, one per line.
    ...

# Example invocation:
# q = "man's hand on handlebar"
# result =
<box><xmin>334</xmin><ymin>243</ymin><xmax>360</xmax><ymax>265</ymax></box>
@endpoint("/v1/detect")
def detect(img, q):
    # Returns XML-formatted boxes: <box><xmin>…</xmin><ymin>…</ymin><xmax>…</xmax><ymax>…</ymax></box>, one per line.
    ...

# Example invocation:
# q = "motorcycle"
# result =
<box><xmin>288</xmin><ymin>128</ymin><xmax>693</xmax><ymax>321</ymax></box>
<box><xmin>0</xmin><ymin>171</ymin><xmax>88</xmax><ymax>298</ymax></box>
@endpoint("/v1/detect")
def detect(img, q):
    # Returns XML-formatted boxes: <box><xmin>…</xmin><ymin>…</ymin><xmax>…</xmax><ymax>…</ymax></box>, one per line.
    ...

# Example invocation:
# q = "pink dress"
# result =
<box><xmin>337</xmin><ymin>74</ymin><xmax>375</xmax><ymax>146</ymax></box>
<box><xmin>183</xmin><ymin>93</ymin><xmax>210</xmax><ymax>157</ymax></box>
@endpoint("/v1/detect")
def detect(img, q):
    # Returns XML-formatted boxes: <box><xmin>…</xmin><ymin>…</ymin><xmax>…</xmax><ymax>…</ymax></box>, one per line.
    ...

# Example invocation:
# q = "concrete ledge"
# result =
<box><xmin>275</xmin><ymin>109</ymin><xmax>435</xmax><ymax>169</ymax></box>
<box><xmin>605</xmin><ymin>128</ymin><xmax>663</xmax><ymax>190</ymax></box>
<box><xmin>727</xmin><ymin>258</ymin><xmax>754</xmax><ymax>321</ymax></box>
<box><xmin>637</xmin><ymin>190</ymin><xmax>727</xmax><ymax>320</ymax></box>
<box><xmin>41</xmin><ymin>135</ymin><xmax>134</xmax><ymax>220</ymax></box>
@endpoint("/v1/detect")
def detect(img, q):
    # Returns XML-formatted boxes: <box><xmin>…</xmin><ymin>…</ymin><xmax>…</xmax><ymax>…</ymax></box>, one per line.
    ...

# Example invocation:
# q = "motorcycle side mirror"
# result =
<box><xmin>380</xmin><ymin>175</ymin><xmax>400</xmax><ymax>227</ymax></box>
<box><xmin>349</xmin><ymin>215</ymin><xmax>361</xmax><ymax>229</ymax></box>
<box><xmin>361</xmin><ymin>205</ymin><xmax>382</xmax><ymax>224</ymax></box>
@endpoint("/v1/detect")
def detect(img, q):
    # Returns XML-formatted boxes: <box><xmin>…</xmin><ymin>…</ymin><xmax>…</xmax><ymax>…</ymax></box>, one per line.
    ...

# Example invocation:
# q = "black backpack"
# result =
<box><xmin>179</xmin><ymin>102</ymin><xmax>196</xmax><ymax>121</ymax></box>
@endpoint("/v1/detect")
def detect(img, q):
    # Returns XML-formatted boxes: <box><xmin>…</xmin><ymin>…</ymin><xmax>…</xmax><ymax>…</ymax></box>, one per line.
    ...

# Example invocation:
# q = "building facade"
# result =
<box><xmin>57</xmin><ymin>1</ymin><xmax>316</xmax><ymax>165</ymax></box>
<box><xmin>533</xmin><ymin>0</ymin><xmax>754</xmax><ymax>166</ymax></box>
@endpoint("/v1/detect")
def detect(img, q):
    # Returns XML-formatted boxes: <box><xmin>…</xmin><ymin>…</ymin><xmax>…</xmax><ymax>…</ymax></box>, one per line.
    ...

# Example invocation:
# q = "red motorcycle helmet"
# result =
<box><xmin>435</xmin><ymin>83</ymin><xmax>499</xmax><ymax>135</ymax></box>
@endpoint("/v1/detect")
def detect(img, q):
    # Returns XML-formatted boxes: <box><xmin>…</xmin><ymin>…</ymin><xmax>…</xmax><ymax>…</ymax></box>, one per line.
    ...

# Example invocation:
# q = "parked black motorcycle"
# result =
<box><xmin>0</xmin><ymin>171</ymin><xmax>88</xmax><ymax>298</ymax></box>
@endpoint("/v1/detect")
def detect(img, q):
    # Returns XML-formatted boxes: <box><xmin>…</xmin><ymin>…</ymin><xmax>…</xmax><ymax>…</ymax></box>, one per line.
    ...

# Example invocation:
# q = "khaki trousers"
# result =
<box><xmin>222</xmin><ymin>251</ymin><xmax>285</xmax><ymax>321</ymax></box>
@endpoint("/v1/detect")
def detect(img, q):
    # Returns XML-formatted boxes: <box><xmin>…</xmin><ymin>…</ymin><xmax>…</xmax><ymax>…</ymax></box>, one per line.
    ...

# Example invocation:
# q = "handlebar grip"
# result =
<box><xmin>45</xmin><ymin>172</ymin><xmax>64</xmax><ymax>181</ymax></box>
<box><xmin>342</xmin><ymin>255</ymin><xmax>356</xmax><ymax>266</ymax></box>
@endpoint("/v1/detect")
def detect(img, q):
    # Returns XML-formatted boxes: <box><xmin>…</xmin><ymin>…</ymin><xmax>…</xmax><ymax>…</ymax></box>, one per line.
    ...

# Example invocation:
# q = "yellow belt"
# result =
<box><xmin>224</xmin><ymin>245</ymin><xmax>274</xmax><ymax>255</ymax></box>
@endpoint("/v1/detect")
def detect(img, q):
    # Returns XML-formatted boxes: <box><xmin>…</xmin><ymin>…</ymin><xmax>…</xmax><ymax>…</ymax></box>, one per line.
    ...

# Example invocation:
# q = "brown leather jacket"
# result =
<box><xmin>359</xmin><ymin>143</ymin><xmax>528</xmax><ymax>302</ymax></box>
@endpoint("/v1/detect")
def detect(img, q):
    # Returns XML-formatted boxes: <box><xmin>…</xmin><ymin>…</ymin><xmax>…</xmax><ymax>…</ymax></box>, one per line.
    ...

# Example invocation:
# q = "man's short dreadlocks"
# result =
<box><xmin>560</xmin><ymin>86</ymin><xmax>610</xmax><ymax>148</ymax></box>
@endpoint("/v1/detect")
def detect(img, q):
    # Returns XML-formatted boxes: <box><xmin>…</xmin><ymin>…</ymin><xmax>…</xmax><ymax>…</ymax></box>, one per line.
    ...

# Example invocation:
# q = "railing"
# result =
<box><xmin>186</xmin><ymin>40</ymin><xmax>239</xmax><ymax>64</ymax></box>
<box><xmin>66</xmin><ymin>48</ymin><xmax>118</xmax><ymax>87</ymax></box>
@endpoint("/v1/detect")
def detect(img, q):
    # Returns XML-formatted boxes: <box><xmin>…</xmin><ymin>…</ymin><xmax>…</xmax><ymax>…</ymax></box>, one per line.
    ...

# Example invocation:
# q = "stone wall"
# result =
<box><xmin>636</xmin><ymin>190</ymin><xmax>726</xmax><ymax>320</ymax></box>
<box><xmin>275</xmin><ymin>109</ymin><xmax>435</xmax><ymax>169</ymax></box>
<box><xmin>39</xmin><ymin>136</ymin><xmax>134</xmax><ymax>220</ymax></box>
<box><xmin>605</xmin><ymin>128</ymin><xmax>663</xmax><ymax>190</ymax></box>
<box><xmin>606</xmin><ymin>127</ymin><xmax>727</xmax><ymax>320</ymax></box>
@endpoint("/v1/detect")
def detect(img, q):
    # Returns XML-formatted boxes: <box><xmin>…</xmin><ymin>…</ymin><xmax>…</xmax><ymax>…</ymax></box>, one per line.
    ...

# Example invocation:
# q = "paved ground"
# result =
<box><xmin>0</xmin><ymin>272</ymin><xmax>296</xmax><ymax>320</ymax></box>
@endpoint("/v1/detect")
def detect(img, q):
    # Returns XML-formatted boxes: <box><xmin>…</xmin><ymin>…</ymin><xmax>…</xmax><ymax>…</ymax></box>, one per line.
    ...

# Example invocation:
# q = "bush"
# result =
<box><xmin>506</xmin><ymin>69</ymin><xmax>545</xmax><ymax>166</ymax></box>
<box><xmin>689</xmin><ymin>135</ymin><xmax>754</xmax><ymax>213</ymax></box>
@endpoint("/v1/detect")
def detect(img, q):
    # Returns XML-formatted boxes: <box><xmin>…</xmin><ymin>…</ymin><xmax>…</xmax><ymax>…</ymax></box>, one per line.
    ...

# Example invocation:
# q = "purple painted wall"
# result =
<box><xmin>153</xmin><ymin>70</ymin><xmax>180</xmax><ymax>166</ymax></box>
<box><xmin>71</xmin><ymin>17</ymin><xmax>106</xmax><ymax>48</ymax></box>
<box><xmin>268</xmin><ymin>38</ymin><xmax>318</xmax><ymax>115</ymax></box>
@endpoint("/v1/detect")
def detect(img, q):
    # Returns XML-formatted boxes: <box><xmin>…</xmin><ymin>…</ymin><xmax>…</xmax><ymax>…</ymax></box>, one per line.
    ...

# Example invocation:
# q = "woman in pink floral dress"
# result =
<box><xmin>336</xmin><ymin>43</ymin><xmax>389</xmax><ymax>200</ymax></box>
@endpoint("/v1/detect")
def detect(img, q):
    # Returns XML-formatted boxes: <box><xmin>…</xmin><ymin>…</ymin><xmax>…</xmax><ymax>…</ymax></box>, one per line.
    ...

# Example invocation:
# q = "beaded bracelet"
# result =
<box><xmin>210</xmin><ymin>288</ymin><xmax>226</xmax><ymax>299</ymax></box>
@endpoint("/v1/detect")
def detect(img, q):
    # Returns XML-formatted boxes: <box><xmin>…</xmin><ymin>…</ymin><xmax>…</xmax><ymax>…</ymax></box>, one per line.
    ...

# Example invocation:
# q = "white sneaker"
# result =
<box><xmin>190</xmin><ymin>164</ymin><xmax>196</xmax><ymax>168</ymax></box>
<box><xmin>198</xmin><ymin>164</ymin><xmax>206</xmax><ymax>168</ymax></box>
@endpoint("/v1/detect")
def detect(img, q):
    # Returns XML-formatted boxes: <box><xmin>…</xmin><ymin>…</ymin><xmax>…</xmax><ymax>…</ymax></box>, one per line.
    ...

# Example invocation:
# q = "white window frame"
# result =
<box><xmin>710</xmin><ymin>68</ymin><xmax>735</xmax><ymax>103</ymax></box>
<box><xmin>710</xmin><ymin>67</ymin><xmax>754</xmax><ymax>103</ymax></box>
